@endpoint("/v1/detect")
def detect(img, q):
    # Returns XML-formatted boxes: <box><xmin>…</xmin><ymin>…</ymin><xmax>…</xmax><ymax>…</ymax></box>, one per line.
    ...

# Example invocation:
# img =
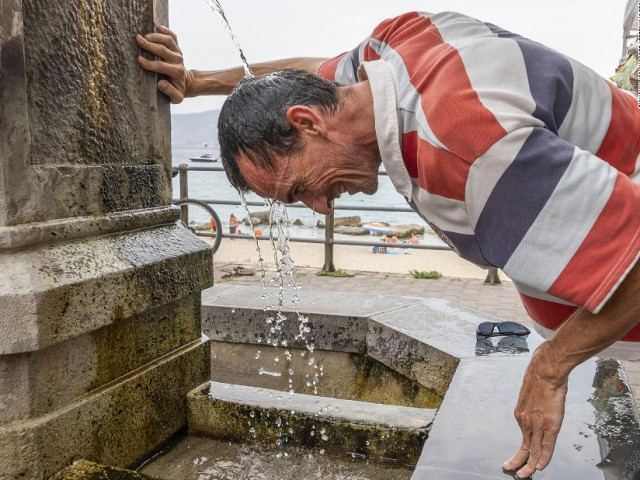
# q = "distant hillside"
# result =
<box><xmin>171</xmin><ymin>109</ymin><xmax>219</xmax><ymax>147</ymax></box>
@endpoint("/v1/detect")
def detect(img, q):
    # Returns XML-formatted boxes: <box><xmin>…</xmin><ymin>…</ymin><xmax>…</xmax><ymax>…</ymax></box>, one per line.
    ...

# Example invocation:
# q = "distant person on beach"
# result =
<box><xmin>138</xmin><ymin>12</ymin><xmax>640</xmax><ymax>478</ymax></box>
<box><xmin>229</xmin><ymin>214</ymin><xmax>239</xmax><ymax>234</ymax></box>
<box><xmin>409</xmin><ymin>234</ymin><xmax>419</xmax><ymax>246</ymax></box>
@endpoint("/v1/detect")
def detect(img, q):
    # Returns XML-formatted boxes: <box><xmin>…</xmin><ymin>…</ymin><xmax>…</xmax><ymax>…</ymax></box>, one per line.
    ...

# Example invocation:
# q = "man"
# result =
<box><xmin>137</xmin><ymin>11</ymin><xmax>640</xmax><ymax>478</ymax></box>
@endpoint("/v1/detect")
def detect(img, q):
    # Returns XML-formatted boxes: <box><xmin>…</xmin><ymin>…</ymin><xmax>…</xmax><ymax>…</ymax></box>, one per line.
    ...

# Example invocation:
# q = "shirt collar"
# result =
<box><xmin>357</xmin><ymin>60</ymin><xmax>412</xmax><ymax>199</ymax></box>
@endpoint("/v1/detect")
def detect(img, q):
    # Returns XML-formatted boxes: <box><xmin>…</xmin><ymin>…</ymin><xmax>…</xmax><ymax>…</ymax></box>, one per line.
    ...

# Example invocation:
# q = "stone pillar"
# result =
<box><xmin>0</xmin><ymin>1</ymin><xmax>213</xmax><ymax>478</ymax></box>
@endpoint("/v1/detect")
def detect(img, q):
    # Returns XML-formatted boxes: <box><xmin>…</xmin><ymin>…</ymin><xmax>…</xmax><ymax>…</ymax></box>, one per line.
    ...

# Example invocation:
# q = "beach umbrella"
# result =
<box><xmin>362</xmin><ymin>222</ymin><xmax>392</xmax><ymax>234</ymax></box>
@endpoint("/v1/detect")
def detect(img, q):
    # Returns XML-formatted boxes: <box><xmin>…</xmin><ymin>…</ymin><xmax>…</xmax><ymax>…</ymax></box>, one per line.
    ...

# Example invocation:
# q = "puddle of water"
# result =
<box><xmin>140</xmin><ymin>435</ymin><xmax>412</xmax><ymax>480</ymax></box>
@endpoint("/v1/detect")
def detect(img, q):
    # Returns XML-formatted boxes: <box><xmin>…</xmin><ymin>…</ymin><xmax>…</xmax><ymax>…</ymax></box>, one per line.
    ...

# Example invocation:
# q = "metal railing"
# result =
<box><xmin>174</xmin><ymin>163</ymin><xmax>500</xmax><ymax>284</ymax></box>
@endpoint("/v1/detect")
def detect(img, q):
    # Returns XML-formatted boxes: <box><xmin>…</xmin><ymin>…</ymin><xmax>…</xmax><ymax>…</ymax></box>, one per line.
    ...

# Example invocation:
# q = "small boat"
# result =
<box><xmin>189</xmin><ymin>153</ymin><xmax>218</xmax><ymax>163</ymax></box>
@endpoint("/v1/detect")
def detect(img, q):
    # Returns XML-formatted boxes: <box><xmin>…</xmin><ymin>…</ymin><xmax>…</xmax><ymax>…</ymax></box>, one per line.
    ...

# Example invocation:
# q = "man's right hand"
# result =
<box><xmin>136</xmin><ymin>26</ymin><xmax>194</xmax><ymax>104</ymax></box>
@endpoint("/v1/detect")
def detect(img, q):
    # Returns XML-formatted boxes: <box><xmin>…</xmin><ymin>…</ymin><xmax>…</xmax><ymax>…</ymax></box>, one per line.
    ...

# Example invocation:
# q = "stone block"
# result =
<box><xmin>0</xmin><ymin>338</ymin><xmax>209</xmax><ymax>480</ymax></box>
<box><xmin>209</xmin><ymin>341</ymin><xmax>442</xmax><ymax>408</ymax></box>
<box><xmin>0</xmin><ymin>221</ymin><xmax>213</xmax><ymax>355</ymax></box>
<box><xmin>0</xmin><ymin>0</ymin><xmax>171</xmax><ymax>226</ymax></box>
<box><xmin>202</xmin><ymin>286</ymin><xmax>419</xmax><ymax>353</ymax></box>
<box><xmin>367</xmin><ymin>317</ymin><xmax>458</xmax><ymax>398</ymax></box>
<box><xmin>0</xmin><ymin>293</ymin><xmax>202</xmax><ymax>424</ymax></box>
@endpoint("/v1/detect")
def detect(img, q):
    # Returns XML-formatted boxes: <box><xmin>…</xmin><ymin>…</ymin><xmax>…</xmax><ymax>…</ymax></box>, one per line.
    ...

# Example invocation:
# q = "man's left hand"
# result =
<box><xmin>502</xmin><ymin>343</ymin><xmax>569</xmax><ymax>478</ymax></box>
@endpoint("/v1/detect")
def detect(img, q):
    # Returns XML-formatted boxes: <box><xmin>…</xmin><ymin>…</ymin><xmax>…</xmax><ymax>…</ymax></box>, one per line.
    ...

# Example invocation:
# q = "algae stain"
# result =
<box><xmin>77</xmin><ymin>0</ymin><xmax>112</xmax><ymax>129</ymax></box>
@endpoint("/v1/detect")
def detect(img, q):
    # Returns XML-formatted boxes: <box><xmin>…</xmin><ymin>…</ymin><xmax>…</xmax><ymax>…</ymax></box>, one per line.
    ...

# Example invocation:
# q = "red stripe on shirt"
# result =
<box><xmin>596</xmin><ymin>83</ymin><xmax>640</xmax><ymax>176</ymax></box>
<box><xmin>520</xmin><ymin>293</ymin><xmax>577</xmax><ymax>327</ymax></box>
<box><xmin>373</xmin><ymin>13</ymin><xmax>506</xmax><ymax>163</ymax></box>
<box><xmin>417</xmin><ymin>138</ymin><xmax>470</xmax><ymax>201</ymax></box>
<box><xmin>402</xmin><ymin>131</ymin><xmax>419</xmax><ymax>178</ymax></box>
<box><xmin>520</xmin><ymin>293</ymin><xmax>640</xmax><ymax>342</ymax></box>
<box><xmin>548</xmin><ymin>173</ymin><xmax>640</xmax><ymax>311</ymax></box>
<box><xmin>317</xmin><ymin>53</ymin><xmax>347</xmax><ymax>81</ymax></box>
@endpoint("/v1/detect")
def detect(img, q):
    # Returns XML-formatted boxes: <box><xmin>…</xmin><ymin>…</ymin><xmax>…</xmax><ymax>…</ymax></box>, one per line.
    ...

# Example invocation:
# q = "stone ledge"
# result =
<box><xmin>0</xmin><ymin>337</ymin><xmax>210</xmax><ymax>480</ymax></box>
<box><xmin>201</xmin><ymin>285</ymin><xmax>421</xmax><ymax>353</ymax></box>
<box><xmin>0</xmin><ymin>206</ymin><xmax>180</xmax><ymax>251</ymax></box>
<box><xmin>0</xmin><ymin>222</ymin><xmax>213</xmax><ymax>355</ymax></box>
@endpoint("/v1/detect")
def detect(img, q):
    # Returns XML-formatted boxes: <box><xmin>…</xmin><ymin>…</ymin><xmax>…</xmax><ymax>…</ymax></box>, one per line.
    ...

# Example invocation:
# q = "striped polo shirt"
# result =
<box><xmin>317</xmin><ymin>11</ymin><xmax>640</xmax><ymax>360</ymax></box>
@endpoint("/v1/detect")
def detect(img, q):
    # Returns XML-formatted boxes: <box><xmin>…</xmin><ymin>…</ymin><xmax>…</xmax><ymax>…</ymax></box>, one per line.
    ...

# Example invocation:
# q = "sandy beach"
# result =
<box><xmin>211</xmin><ymin>236</ymin><xmax>491</xmax><ymax>280</ymax></box>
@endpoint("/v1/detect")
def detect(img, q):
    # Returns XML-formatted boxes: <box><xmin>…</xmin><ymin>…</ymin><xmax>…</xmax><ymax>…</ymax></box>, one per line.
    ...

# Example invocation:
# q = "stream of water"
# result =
<box><xmin>203</xmin><ymin>0</ymin><xmax>325</xmax><ymax>446</ymax></box>
<box><xmin>202</xmin><ymin>0</ymin><xmax>253</xmax><ymax>77</ymax></box>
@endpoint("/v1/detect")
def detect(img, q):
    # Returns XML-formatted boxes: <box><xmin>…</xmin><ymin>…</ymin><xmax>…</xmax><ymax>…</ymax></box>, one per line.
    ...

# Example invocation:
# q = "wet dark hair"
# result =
<box><xmin>218</xmin><ymin>69</ymin><xmax>341</xmax><ymax>192</ymax></box>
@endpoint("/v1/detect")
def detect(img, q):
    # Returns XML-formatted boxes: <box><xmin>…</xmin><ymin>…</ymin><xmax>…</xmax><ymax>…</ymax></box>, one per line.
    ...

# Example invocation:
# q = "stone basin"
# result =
<box><xmin>137</xmin><ymin>285</ymin><xmax>640</xmax><ymax>480</ymax></box>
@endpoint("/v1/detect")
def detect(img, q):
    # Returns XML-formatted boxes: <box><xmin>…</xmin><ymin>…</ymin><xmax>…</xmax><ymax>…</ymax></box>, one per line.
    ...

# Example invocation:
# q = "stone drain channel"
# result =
<box><xmin>57</xmin><ymin>285</ymin><xmax>640</xmax><ymax>480</ymax></box>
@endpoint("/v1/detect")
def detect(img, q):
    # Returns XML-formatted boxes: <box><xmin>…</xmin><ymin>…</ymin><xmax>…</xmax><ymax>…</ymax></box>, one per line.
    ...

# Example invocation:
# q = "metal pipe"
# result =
<box><xmin>178</xmin><ymin>163</ymin><xmax>189</xmax><ymax>225</ymax></box>
<box><xmin>324</xmin><ymin>211</ymin><xmax>335</xmax><ymax>272</ymax></box>
<box><xmin>176</xmin><ymin>198</ymin><xmax>416</xmax><ymax>213</ymax></box>
<box><xmin>179</xmin><ymin>166</ymin><xmax>503</xmax><ymax>284</ymax></box>
<box><xmin>199</xmin><ymin>231</ymin><xmax>452</xmax><ymax>250</ymax></box>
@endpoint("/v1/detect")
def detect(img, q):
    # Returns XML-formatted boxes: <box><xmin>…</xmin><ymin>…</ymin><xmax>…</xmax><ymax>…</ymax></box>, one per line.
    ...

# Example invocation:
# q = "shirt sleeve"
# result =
<box><xmin>316</xmin><ymin>37</ymin><xmax>370</xmax><ymax>84</ymax></box>
<box><xmin>466</xmin><ymin>126</ymin><xmax>640</xmax><ymax>313</ymax></box>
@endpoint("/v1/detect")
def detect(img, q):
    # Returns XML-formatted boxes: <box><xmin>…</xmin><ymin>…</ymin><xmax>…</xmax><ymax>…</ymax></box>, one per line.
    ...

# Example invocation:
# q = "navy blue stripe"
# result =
<box><xmin>443</xmin><ymin>231</ymin><xmax>494</xmax><ymax>268</ymax></box>
<box><xmin>485</xmin><ymin>23</ymin><xmax>574</xmax><ymax>134</ymax></box>
<box><xmin>407</xmin><ymin>200</ymin><xmax>493</xmax><ymax>268</ymax></box>
<box><xmin>474</xmin><ymin>128</ymin><xmax>575</xmax><ymax>267</ymax></box>
<box><xmin>346</xmin><ymin>46</ymin><xmax>360</xmax><ymax>80</ymax></box>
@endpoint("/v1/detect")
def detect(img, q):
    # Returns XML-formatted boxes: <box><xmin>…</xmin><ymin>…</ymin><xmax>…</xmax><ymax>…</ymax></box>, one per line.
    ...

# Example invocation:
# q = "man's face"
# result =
<box><xmin>238</xmin><ymin>143</ymin><xmax>380</xmax><ymax>215</ymax></box>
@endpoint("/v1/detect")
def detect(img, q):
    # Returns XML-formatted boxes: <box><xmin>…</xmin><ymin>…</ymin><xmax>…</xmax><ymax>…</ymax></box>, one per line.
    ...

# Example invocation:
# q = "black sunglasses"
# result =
<box><xmin>476</xmin><ymin>321</ymin><xmax>530</xmax><ymax>338</ymax></box>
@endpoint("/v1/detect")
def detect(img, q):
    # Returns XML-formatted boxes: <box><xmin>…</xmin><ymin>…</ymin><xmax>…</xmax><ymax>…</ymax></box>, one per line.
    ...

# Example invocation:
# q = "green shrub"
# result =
<box><xmin>316</xmin><ymin>269</ymin><xmax>354</xmax><ymax>278</ymax></box>
<box><xmin>409</xmin><ymin>270</ymin><xmax>442</xmax><ymax>279</ymax></box>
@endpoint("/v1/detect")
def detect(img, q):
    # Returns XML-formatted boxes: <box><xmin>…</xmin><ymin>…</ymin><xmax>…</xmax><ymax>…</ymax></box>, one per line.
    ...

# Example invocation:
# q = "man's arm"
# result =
<box><xmin>503</xmin><ymin>260</ymin><xmax>640</xmax><ymax>478</ymax></box>
<box><xmin>136</xmin><ymin>26</ymin><xmax>327</xmax><ymax>103</ymax></box>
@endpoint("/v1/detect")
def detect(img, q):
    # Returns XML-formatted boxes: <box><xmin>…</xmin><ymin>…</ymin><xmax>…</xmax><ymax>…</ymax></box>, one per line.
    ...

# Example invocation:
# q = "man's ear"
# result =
<box><xmin>285</xmin><ymin>106</ymin><xmax>326</xmax><ymax>137</ymax></box>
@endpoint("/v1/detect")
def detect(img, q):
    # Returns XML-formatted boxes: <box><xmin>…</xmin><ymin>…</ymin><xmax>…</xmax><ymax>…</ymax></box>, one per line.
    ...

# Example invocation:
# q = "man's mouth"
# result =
<box><xmin>331</xmin><ymin>183</ymin><xmax>348</xmax><ymax>202</ymax></box>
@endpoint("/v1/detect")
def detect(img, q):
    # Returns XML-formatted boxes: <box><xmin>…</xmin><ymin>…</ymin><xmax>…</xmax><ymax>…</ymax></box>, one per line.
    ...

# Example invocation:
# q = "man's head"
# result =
<box><xmin>218</xmin><ymin>69</ymin><xmax>380</xmax><ymax>214</ymax></box>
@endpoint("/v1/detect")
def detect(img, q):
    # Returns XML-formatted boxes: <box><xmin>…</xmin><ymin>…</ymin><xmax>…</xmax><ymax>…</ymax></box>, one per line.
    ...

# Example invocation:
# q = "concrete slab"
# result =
<box><xmin>413</xmin><ymin>357</ymin><xmax>640</xmax><ymax>480</ymax></box>
<box><xmin>202</xmin><ymin>286</ymin><xmax>420</xmax><ymax>353</ymax></box>
<box><xmin>367</xmin><ymin>298</ymin><xmax>547</xmax><ymax>397</ymax></box>
<box><xmin>188</xmin><ymin>381</ymin><xmax>435</xmax><ymax>464</ymax></box>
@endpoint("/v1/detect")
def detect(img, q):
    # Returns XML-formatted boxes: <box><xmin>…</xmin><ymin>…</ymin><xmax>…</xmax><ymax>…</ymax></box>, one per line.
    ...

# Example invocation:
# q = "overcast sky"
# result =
<box><xmin>166</xmin><ymin>0</ymin><xmax>627</xmax><ymax>114</ymax></box>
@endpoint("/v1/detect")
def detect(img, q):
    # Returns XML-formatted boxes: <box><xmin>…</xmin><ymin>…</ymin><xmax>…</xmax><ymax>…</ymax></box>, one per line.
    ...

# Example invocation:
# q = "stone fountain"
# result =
<box><xmin>0</xmin><ymin>1</ymin><xmax>212</xmax><ymax>478</ymax></box>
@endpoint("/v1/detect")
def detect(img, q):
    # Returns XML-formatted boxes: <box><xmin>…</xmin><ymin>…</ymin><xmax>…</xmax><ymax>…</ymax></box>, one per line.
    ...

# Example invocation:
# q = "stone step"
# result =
<box><xmin>187</xmin><ymin>381</ymin><xmax>437</xmax><ymax>465</ymax></box>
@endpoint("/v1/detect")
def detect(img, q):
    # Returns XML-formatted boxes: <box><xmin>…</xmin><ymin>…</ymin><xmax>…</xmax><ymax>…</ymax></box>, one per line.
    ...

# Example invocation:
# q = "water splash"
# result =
<box><xmin>201</xmin><ymin>0</ymin><xmax>254</xmax><ymax>78</ymax></box>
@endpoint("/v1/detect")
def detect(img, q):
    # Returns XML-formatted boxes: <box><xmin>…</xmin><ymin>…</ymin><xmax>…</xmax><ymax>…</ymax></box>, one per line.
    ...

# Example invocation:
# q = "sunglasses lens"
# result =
<box><xmin>496</xmin><ymin>321</ymin><xmax>530</xmax><ymax>336</ymax></box>
<box><xmin>476</xmin><ymin>322</ymin><xmax>495</xmax><ymax>337</ymax></box>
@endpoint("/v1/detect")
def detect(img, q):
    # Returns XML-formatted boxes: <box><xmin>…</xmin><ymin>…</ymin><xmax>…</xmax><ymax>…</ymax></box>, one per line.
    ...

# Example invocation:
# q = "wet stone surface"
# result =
<box><xmin>414</xmin><ymin>357</ymin><xmax>640</xmax><ymax>479</ymax></box>
<box><xmin>52</xmin><ymin>460</ymin><xmax>160</xmax><ymax>480</ymax></box>
<box><xmin>188</xmin><ymin>381</ymin><xmax>434</xmax><ymax>465</ymax></box>
<box><xmin>140</xmin><ymin>435</ymin><xmax>413</xmax><ymax>480</ymax></box>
